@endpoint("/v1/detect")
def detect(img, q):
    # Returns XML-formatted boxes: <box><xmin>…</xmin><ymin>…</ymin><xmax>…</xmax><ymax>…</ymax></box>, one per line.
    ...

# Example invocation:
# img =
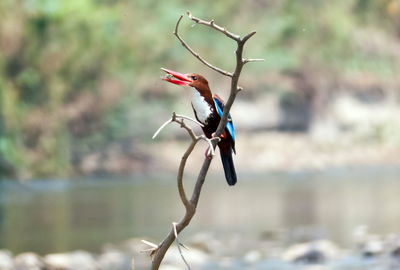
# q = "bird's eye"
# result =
<box><xmin>191</xmin><ymin>76</ymin><xmax>197</xmax><ymax>80</ymax></box>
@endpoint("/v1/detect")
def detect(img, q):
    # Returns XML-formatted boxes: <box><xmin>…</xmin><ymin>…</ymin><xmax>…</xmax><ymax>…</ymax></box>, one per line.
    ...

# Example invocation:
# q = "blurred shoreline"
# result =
<box><xmin>148</xmin><ymin>131</ymin><xmax>400</xmax><ymax>176</ymax></box>
<box><xmin>2</xmin><ymin>228</ymin><xmax>400</xmax><ymax>270</ymax></box>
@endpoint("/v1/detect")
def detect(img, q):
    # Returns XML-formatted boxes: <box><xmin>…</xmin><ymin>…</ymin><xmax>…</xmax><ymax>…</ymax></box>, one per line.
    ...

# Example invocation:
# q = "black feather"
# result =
<box><xmin>220</xmin><ymin>150</ymin><xmax>237</xmax><ymax>186</ymax></box>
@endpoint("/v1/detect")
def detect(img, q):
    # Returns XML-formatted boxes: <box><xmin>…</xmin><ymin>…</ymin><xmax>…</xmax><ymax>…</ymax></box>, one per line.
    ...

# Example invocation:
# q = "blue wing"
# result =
<box><xmin>213</xmin><ymin>96</ymin><xmax>235</xmax><ymax>142</ymax></box>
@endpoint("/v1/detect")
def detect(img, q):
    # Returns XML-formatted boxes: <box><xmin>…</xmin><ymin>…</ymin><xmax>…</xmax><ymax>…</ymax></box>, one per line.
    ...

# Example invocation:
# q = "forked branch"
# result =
<box><xmin>174</xmin><ymin>15</ymin><xmax>233</xmax><ymax>77</ymax></box>
<box><xmin>147</xmin><ymin>112</ymin><xmax>217</xmax><ymax>269</ymax></box>
<box><xmin>149</xmin><ymin>11</ymin><xmax>263</xmax><ymax>270</ymax></box>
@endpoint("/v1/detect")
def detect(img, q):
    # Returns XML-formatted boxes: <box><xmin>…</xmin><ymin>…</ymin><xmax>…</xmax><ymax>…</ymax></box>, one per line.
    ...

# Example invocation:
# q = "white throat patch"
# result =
<box><xmin>190</xmin><ymin>87</ymin><xmax>212</xmax><ymax>124</ymax></box>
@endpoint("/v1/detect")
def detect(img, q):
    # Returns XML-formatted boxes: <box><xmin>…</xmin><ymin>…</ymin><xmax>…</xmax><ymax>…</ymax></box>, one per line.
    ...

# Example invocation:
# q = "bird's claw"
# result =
<box><xmin>211</xmin><ymin>133</ymin><xmax>222</xmax><ymax>142</ymax></box>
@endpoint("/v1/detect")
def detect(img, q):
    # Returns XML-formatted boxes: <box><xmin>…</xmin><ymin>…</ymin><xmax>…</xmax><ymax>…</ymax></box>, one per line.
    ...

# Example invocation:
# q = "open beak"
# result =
<box><xmin>161</xmin><ymin>68</ymin><xmax>193</xmax><ymax>86</ymax></box>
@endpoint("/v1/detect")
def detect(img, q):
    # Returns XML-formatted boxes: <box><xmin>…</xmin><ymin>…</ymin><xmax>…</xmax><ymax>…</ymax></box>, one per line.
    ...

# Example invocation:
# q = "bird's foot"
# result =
<box><xmin>211</xmin><ymin>132</ymin><xmax>223</xmax><ymax>140</ymax></box>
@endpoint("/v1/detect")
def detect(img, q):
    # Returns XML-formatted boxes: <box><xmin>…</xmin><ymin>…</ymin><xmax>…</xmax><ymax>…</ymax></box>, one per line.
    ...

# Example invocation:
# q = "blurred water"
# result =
<box><xmin>0</xmin><ymin>166</ymin><xmax>400</xmax><ymax>255</ymax></box>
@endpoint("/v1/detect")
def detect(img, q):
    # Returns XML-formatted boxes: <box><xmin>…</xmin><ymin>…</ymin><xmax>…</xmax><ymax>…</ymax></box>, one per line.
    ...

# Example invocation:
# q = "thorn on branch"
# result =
<box><xmin>173</xmin><ymin>222</ymin><xmax>191</xmax><ymax>270</ymax></box>
<box><xmin>243</xmin><ymin>58</ymin><xmax>265</xmax><ymax>64</ymax></box>
<box><xmin>180</xmin><ymin>242</ymin><xmax>190</xmax><ymax>251</ymax></box>
<box><xmin>141</xmin><ymin>239</ymin><xmax>159</xmax><ymax>256</ymax></box>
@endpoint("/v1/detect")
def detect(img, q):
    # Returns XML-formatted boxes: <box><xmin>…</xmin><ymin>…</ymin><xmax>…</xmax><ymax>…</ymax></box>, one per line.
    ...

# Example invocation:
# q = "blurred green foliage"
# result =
<box><xmin>0</xmin><ymin>0</ymin><xmax>399</xmax><ymax>179</ymax></box>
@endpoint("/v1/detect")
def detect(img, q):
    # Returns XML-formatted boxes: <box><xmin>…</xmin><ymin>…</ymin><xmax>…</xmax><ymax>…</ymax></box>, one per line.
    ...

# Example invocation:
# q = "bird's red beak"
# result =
<box><xmin>161</xmin><ymin>68</ymin><xmax>193</xmax><ymax>86</ymax></box>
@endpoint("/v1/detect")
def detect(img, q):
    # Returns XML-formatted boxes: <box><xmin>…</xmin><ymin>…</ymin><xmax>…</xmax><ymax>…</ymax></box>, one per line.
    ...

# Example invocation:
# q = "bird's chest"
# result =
<box><xmin>190</xmin><ymin>88</ymin><xmax>213</xmax><ymax>124</ymax></box>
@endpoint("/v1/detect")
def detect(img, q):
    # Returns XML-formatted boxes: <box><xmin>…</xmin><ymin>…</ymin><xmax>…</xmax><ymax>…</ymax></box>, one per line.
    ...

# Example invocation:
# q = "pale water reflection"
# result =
<box><xmin>1</xmin><ymin>166</ymin><xmax>399</xmax><ymax>255</ymax></box>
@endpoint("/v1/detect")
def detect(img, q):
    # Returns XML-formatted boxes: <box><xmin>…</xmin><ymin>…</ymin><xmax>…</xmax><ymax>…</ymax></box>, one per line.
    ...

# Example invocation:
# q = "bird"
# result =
<box><xmin>161</xmin><ymin>68</ymin><xmax>237</xmax><ymax>186</ymax></box>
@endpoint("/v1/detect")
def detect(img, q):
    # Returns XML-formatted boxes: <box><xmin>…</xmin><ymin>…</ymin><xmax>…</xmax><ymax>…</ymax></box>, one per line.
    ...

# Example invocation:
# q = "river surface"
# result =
<box><xmin>1</xmin><ymin>166</ymin><xmax>400</xmax><ymax>255</ymax></box>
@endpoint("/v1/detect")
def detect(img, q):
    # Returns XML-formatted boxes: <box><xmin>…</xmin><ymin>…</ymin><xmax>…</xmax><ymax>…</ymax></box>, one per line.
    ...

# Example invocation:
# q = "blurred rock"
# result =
<box><xmin>121</xmin><ymin>238</ymin><xmax>148</xmax><ymax>254</ymax></box>
<box><xmin>244</xmin><ymin>250</ymin><xmax>262</xmax><ymax>263</ymax></box>
<box><xmin>352</xmin><ymin>225</ymin><xmax>384</xmax><ymax>258</ymax></box>
<box><xmin>333</xmin><ymin>95</ymin><xmax>400</xmax><ymax>144</ymax></box>
<box><xmin>159</xmin><ymin>265</ymin><xmax>182</xmax><ymax>270</ymax></box>
<box><xmin>387</xmin><ymin>236</ymin><xmax>400</xmax><ymax>270</ymax></box>
<box><xmin>0</xmin><ymin>250</ymin><xmax>13</xmax><ymax>270</ymax></box>
<box><xmin>390</xmin><ymin>246</ymin><xmax>400</xmax><ymax>270</ymax></box>
<box><xmin>163</xmin><ymin>246</ymin><xmax>209</xmax><ymax>267</ymax></box>
<box><xmin>282</xmin><ymin>240</ymin><xmax>339</xmax><ymax>264</ymax></box>
<box><xmin>118</xmin><ymin>238</ymin><xmax>150</xmax><ymax>269</ymax></box>
<box><xmin>44</xmin><ymin>251</ymin><xmax>96</xmax><ymax>270</ymax></box>
<box><xmin>352</xmin><ymin>225</ymin><xmax>369</xmax><ymax>248</ymax></box>
<box><xmin>392</xmin><ymin>246</ymin><xmax>400</xmax><ymax>258</ymax></box>
<box><xmin>278</xmin><ymin>89</ymin><xmax>313</xmax><ymax>132</ymax></box>
<box><xmin>14</xmin><ymin>253</ymin><xmax>44</xmax><ymax>270</ymax></box>
<box><xmin>233</xmin><ymin>96</ymin><xmax>279</xmax><ymax>131</ymax></box>
<box><xmin>362</xmin><ymin>237</ymin><xmax>384</xmax><ymax>258</ymax></box>
<box><xmin>187</xmin><ymin>232</ymin><xmax>222</xmax><ymax>254</ymax></box>
<box><xmin>97</xmin><ymin>249</ymin><xmax>128</xmax><ymax>270</ymax></box>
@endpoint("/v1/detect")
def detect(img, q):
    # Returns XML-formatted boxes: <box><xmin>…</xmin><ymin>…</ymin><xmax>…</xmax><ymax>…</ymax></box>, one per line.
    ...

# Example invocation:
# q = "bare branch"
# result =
<box><xmin>186</xmin><ymin>11</ymin><xmax>240</xmax><ymax>41</ymax></box>
<box><xmin>151</xmin><ymin>11</ymin><xmax>262</xmax><ymax>270</ymax></box>
<box><xmin>176</xmin><ymin>138</ymin><xmax>196</xmax><ymax>209</ymax></box>
<box><xmin>174</xmin><ymin>15</ymin><xmax>233</xmax><ymax>77</ymax></box>
<box><xmin>173</xmin><ymin>222</ymin><xmax>191</xmax><ymax>270</ymax></box>
<box><xmin>152</xmin><ymin>112</ymin><xmax>204</xmax><ymax>209</ymax></box>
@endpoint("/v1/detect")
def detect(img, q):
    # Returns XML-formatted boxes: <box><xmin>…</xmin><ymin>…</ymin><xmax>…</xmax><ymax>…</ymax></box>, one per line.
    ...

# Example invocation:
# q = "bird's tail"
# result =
<box><xmin>220</xmin><ymin>150</ymin><xmax>237</xmax><ymax>186</ymax></box>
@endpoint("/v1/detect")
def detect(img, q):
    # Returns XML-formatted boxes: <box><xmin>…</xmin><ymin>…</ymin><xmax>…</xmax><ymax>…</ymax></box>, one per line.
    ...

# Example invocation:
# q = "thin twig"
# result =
<box><xmin>175</xmin><ymin>114</ymin><xmax>204</xmax><ymax>127</ymax></box>
<box><xmin>152</xmin><ymin>118</ymin><xmax>173</xmax><ymax>139</ymax></box>
<box><xmin>152</xmin><ymin>113</ymin><xmax>203</xmax><ymax>140</ymax></box>
<box><xmin>173</xmin><ymin>222</ymin><xmax>191</xmax><ymax>270</ymax></box>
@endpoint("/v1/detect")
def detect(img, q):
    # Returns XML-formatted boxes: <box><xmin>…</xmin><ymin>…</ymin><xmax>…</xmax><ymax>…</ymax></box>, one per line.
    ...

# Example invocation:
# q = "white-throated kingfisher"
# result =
<box><xmin>161</xmin><ymin>68</ymin><xmax>237</xmax><ymax>186</ymax></box>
